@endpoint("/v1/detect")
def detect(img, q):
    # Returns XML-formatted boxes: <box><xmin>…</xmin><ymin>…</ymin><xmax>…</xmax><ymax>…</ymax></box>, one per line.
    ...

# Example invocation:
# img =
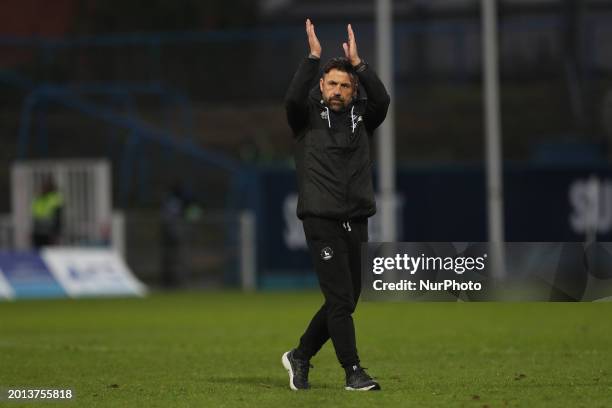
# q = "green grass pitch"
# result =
<box><xmin>1</xmin><ymin>291</ymin><xmax>611</xmax><ymax>407</ymax></box>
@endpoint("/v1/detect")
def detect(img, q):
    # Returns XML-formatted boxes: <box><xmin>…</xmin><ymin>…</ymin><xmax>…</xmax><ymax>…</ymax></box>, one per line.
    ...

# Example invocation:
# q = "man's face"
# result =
<box><xmin>320</xmin><ymin>69</ymin><xmax>356</xmax><ymax>112</ymax></box>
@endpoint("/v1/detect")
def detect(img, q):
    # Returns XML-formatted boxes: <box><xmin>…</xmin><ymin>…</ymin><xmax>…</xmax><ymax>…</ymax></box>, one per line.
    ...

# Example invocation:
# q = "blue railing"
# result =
<box><xmin>0</xmin><ymin>71</ymin><xmax>251</xmax><ymax>212</ymax></box>
<box><xmin>1</xmin><ymin>14</ymin><xmax>609</xmax><ymax>206</ymax></box>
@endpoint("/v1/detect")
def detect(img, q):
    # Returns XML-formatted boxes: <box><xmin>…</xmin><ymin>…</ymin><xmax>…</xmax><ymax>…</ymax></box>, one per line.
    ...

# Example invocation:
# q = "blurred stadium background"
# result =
<box><xmin>1</xmin><ymin>0</ymin><xmax>612</xmax><ymax>291</ymax></box>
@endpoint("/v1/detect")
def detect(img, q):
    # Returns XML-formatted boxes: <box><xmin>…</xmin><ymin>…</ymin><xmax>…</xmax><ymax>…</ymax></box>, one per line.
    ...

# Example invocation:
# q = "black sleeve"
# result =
<box><xmin>356</xmin><ymin>63</ymin><xmax>391</xmax><ymax>133</ymax></box>
<box><xmin>285</xmin><ymin>56</ymin><xmax>320</xmax><ymax>133</ymax></box>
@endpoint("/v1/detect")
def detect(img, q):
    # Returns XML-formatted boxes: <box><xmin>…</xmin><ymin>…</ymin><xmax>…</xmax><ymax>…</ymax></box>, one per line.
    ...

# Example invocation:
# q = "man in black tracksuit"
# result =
<box><xmin>281</xmin><ymin>19</ymin><xmax>390</xmax><ymax>391</ymax></box>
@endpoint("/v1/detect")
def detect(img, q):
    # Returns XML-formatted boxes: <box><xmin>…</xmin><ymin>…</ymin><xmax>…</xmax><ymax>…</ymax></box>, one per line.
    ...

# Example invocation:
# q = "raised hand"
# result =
<box><xmin>306</xmin><ymin>18</ymin><xmax>322</xmax><ymax>58</ymax></box>
<box><xmin>342</xmin><ymin>24</ymin><xmax>362</xmax><ymax>67</ymax></box>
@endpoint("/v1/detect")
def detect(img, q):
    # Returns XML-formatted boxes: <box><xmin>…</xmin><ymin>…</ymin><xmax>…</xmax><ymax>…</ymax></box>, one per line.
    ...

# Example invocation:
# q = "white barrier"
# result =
<box><xmin>0</xmin><ymin>248</ymin><xmax>146</xmax><ymax>300</ymax></box>
<box><xmin>0</xmin><ymin>272</ymin><xmax>15</xmax><ymax>300</ymax></box>
<box><xmin>41</xmin><ymin>248</ymin><xmax>146</xmax><ymax>298</ymax></box>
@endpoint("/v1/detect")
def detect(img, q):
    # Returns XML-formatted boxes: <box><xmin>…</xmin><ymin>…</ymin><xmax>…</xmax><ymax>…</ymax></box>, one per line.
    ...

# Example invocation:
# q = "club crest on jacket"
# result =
<box><xmin>321</xmin><ymin>246</ymin><xmax>334</xmax><ymax>261</ymax></box>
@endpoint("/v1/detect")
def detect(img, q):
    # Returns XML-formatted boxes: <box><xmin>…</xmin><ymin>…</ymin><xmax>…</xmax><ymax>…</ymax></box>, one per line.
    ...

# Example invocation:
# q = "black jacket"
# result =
<box><xmin>285</xmin><ymin>56</ymin><xmax>390</xmax><ymax>220</ymax></box>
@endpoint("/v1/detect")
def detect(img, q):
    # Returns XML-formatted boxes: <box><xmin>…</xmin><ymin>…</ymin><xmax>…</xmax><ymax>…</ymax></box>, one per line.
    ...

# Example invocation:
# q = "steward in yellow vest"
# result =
<box><xmin>31</xmin><ymin>179</ymin><xmax>63</xmax><ymax>248</ymax></box>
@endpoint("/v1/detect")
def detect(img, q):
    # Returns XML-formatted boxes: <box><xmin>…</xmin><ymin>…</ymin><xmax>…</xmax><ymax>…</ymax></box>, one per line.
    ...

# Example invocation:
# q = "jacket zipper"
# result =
<box><xmin>344</xmin><ymin>132</ymin><xmax>350</xmax><ymax>218</ymax></box>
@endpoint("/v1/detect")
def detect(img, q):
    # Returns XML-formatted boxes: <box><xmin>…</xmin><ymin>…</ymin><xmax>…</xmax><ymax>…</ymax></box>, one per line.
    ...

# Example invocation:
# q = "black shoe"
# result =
<box><xmin>345</xmin><ymin>365</ymin><xmax>381</xmax><ymax>391</ymax></box>
<box><xmin>282</xmin><ymin>349</ymin><xmax>312</xmax><ymax>390</ymax></box>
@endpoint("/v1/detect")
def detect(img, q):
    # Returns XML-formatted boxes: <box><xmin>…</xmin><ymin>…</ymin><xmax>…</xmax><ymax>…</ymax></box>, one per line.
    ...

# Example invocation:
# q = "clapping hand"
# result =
<box><xmin>342</xmin><ymin>24</ymin><xmax>362</xmax><ymax>67</ymax></box>
<box><xmin>306</xmin><ymin>18</ymin><xmax>321</xmax><ymax>58</ymax></box>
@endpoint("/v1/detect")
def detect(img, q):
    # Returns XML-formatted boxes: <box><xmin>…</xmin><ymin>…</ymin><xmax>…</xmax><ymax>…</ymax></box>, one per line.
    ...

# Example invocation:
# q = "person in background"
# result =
<box><xmin>161</xmin><ymin>183</ymin><xmax>202</xmax><ymax>287</ymax></box>
<box><xmin>31</xmin><ymin>176</ymin><xmax>63</xmax><ymax>248</ymax></box>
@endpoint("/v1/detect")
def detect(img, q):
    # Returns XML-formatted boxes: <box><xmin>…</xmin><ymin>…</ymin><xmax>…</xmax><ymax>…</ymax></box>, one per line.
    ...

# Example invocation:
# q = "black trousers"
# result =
<box><xmin>296</xmin><ymin>216</ymin><xmax>368</xmax><ymax>367</ymax></box>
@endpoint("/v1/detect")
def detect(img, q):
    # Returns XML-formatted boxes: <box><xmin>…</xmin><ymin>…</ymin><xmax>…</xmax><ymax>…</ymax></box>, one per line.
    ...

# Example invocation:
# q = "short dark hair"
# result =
<box><xmin>322</xmin><ymin>57</ymin><xmax>358</xmax><ymax>87</ymax></box>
